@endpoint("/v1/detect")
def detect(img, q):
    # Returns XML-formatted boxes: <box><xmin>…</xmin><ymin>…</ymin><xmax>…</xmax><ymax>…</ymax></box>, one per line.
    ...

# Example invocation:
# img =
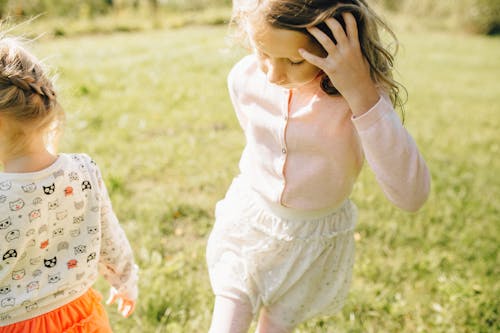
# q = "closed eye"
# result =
<box><xmin>289</xmin><ymin>59</ymin><xmax>305</xmax><ymax>66</ymax></box>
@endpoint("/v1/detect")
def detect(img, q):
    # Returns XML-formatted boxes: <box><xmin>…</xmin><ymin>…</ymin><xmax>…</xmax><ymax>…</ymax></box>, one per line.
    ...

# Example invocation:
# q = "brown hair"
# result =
<box><xmin>0</xmin><ymin>37</ymin><xmax>64</xmax><ymax>156</ymax></box>
<box><xmin>232</xmin><ymin>0</ymin><xmax>406</xmax><ymax>115</ymax></box>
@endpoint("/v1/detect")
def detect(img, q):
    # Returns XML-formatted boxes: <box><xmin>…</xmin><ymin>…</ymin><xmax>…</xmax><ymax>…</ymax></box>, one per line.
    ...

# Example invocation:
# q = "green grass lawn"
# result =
<box><xmin>26</xmin><ymin>22</ymin><xmax>499</xmax><ymax>332</ymax></box>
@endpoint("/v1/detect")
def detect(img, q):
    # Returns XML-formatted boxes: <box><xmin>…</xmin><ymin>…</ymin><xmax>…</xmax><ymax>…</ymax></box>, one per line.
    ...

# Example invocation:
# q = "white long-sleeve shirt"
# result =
<box><xmin>229</xmin><ymin>55</ymin><xmax>430</xmax><ymax>211</ymax></box>
<box><xmin>0</xmin><ymin>153</ymin><xmax>138</xmax><ymax>325</ymax></box>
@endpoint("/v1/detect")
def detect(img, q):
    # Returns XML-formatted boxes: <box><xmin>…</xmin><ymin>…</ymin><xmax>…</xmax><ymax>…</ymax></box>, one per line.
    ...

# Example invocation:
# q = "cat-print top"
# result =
<box><xmin>0</xmin><ymin>153</ymin><xmax>138</xmax><ymax>326</ymax></box>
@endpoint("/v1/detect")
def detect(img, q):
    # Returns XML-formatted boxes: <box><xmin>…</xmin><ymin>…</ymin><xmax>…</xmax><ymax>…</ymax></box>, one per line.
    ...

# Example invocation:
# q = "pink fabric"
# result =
<box><xmin>228</xmin><ymin>55</ymin><xmax>430</xmax><ymax>211</ymax></box>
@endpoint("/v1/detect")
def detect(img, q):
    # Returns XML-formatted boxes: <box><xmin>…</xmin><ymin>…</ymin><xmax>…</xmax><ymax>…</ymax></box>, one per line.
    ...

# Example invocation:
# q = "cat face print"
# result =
<box><xmin>87</xmin><ymin>226</ymin><xmax>99</xmax><ymax>234</ymax></box>
<box><xmin>69</xmin><ymin>172</ymin><xmax>79</xmax><ymax>181</ymax></box>
<box><xmin>87</xmin><ymin>252</ymin><xmax>97</xmax><ymax>263</ymax></box>
<box><xmin>48</xmin><ymin>273</ymin><xmax>61</xmax><ymax>284</ymax></box>
<box><xmin>64</xmin><ymin>186</ymin><xmax>74</xmax><ymax>197</ymax></box>
<box><xmin>56</xmin><ymin>211</ymin><xmax>68</xmax><ymax>221</ymax></box>
<box><xmin>9</xmin><ymin>199</ymin><xmax>25</xmax><ymax>211</ymax></box>
<box><xmin>1</xmin><ymin>297</ymin><xmax>15</xmax><ymax>308</ymax></box>
<box><xmin>0</xmin><ymin>286</ymin><xmax>11</xmax><ymax>294</ymax></box>
<box><xmin>29</xmin><ymin>210</ymin><xmax>41</xmax><ymax>222</ymax></box>
<box><xmin>5</xmin><ymin>230</ymin><xmax>20</xmax><ymax>242</ymax></box>
<box><xmin>52</xmin><ymin>228</ymin><xmax>64</xmax><ymax>237</ymax></box>
<box><xmin>82</xmin><ymin>181</ymin><xmax>92</xmax><ymax>191</ymax></box>
<box><xmin>26</xmin><ymin>281</ymin><xmax>39</xmax><ymax>293</ymax></box>
<box><xmin>43</xmin><ymin>183</ymin><xmax>56</xmax><ymax>195</ymax></box>
<box><xmin>70</xmin><ymin>229</ymin><xmax>81</xmax><ymax>237</ymax></box>
<box><xmin>23</xmin><ymin>301</ymin><xmax>38</xmax><ymax>312</ymax></box>
<box><xmin>48</xmin><ymin>200</ymin><xmax>59</xmax><ymax>210</ymax></box>
<box><xmin>21</xmin><ymin>183</ymin><xmax>37</xmax><ymax>193</ymax></box>
<box><xmin>73</xmin><ymin>215</ymin><xmax>84</xmax><ymax>224</ymax></box>
<box><xmin>44</xmin><ymin>257</ymin><xmax>57</xmax><ymax>268</ymax></box>
<box><xmin>0</xmin><ymin>181</ymin><xmax>11</xmax><ymax>191</ymax></box>
<box><xmin>74</xmin><ymin>245</ymin><xmax>87</xmax><ymax>255</ymax></box>
<box><xmin>67</xmin><ymin>259</ymin><xmax>78</xmax><ymax>269</ymax></box>
<box><xmin>0</xmin><ymin>218</ymin><xmax>11</xmax><ymax>229</ymax></box>
<box><xmin>12</xmin><ymin>269</ymin><xmax>25</xmax><ymax>280</ymax></box>
<box><xmin>57</xmin><ymin>241</ymin><xmax>69</xmax><ymax>251</ymax></box>
<box><xmin>3</xmin><ymin>249</ymin><xmax>17</xmax><ymax>261</ymax></box>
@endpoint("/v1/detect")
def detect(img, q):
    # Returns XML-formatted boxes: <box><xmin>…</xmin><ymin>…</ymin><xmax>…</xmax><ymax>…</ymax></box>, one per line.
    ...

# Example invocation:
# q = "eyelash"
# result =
<box><xmin>289</xmin><ymin>60</ymin><xmax>305</xmax><ymax>66</ymax></box>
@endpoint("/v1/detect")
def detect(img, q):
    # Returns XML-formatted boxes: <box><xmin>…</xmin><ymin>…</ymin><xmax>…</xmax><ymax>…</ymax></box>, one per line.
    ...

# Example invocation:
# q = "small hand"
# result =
<box><xmin>106</xmin><ymin>287</ymin><xmax>136</xmax><ymax>318</ymax></box>
<box><xmin>299</xmin><ymin>12</ymin><xmax>379</xmax><ymax>115</ymax></box>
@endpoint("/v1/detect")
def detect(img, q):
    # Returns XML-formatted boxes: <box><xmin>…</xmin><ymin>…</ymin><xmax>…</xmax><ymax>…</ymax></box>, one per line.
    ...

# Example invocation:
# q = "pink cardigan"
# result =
<box><xmin>229</xmin><ymin>55</ymin><xmax>430</xmax><ymax>212</ymax></box>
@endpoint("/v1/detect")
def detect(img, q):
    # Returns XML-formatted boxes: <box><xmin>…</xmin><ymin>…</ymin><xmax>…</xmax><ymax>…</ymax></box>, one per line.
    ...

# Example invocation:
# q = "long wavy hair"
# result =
<box><xmin>0</xmin><ymin>36</ymin><xmax>64</xmax><ymax>157</ymax></box>
<box><xmin>231</xmin><ymin>0</ymin><xmax>406</xmax><ymax>115</ymax></box>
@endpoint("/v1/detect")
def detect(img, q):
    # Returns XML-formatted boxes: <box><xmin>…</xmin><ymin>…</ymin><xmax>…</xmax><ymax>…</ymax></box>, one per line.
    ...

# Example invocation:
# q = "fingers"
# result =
<box><xmin>106</xmin><ymin>288</ymin><xmax>118</xmax><ymax>305</ymax></box>
<box><xmin>119</xmin><ymin>299</ymin><xmax>136</xmax><ymax>318</ymax></box>
<box><xmin>307</xmin><ymin>26</ymin><xmax>337</xmax><ymax>54</ymax></box>
<box><xmin>342</xmin><ymin>12</ymin><xmax>359</xmax><ymax>44</ymax></box>
<box><xmin>106</xmin><ymin>288</ymin><xmax>136</xmax><ymax>317</ymax></box>
<box><xmin>298</xmin><ymin>48</ymin><xmax>326</xmax><ymax>69</ymax></box>
<box><xmin>307</xmin><ymin>13</ymin><xmax>359</xmax><ymax>51</ymax></box>
<box><xmin>325</xmin><ymin>18</ymin><xmax>348</xmax><ymax>46</ymax></box>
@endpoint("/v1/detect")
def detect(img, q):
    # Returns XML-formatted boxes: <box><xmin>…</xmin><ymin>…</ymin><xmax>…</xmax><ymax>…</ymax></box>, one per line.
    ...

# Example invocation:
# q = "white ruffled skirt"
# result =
<box><xmin>206</xmin><ymin>177</ymin><xmax>357</xmax><ymax>327</ymax></box>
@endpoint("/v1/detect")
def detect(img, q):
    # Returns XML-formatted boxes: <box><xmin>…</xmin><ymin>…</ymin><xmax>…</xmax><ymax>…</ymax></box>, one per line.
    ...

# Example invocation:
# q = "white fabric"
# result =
<box><xmin>207</xmin><ymin>177</ymin><xmax>357</xmax><ymax>328</ymax></box>
<box><xmin>0</xmin><ymin>153</ymin><xmax>138</xmax><ymax>326</ymax></box>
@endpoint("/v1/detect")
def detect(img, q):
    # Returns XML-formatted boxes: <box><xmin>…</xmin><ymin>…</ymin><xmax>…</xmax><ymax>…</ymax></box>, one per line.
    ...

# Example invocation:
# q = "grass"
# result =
<box><xmin>19</xmin><ymin>17</ymin><xmax>500</xmax><ymax>333</ymax></box>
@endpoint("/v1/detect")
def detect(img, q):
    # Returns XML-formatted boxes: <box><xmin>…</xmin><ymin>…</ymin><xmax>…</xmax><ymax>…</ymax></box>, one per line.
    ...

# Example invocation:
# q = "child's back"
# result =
<box><xmin>0</xmin><ymin>36</ymin><xmax>137</xmax><ymax>332</ymax></box>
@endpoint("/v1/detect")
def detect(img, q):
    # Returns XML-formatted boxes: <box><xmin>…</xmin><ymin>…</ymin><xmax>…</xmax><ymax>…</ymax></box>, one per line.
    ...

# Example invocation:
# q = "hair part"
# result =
<box><xmin>231</xmin><ymin>0</ymin><xmax>407</xmax><ymax>118</ymax></box>
<box><xmin>0</xmin><ymin>36</ymin><xmax>64</xmax><ymax>157</ymax></box>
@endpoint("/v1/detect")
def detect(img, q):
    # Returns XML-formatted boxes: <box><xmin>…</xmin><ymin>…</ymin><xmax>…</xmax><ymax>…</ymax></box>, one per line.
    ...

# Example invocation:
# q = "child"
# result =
<box><xmin>0</xmin><ymin>37</ymin><xmax>138</xmax><ymax>332</ymax></box>
<box><xmin>206</xmin><ymin>0</ymin><xmax>431</xmax><ymax>332</ymax></box>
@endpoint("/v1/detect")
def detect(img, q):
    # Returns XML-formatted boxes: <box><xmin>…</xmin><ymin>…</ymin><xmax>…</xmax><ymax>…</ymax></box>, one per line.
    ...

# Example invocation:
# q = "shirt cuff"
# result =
<box><xmin>351</xmin><ymin>95</ymin><xmax>393</xmax><ymax>131</ymax></box>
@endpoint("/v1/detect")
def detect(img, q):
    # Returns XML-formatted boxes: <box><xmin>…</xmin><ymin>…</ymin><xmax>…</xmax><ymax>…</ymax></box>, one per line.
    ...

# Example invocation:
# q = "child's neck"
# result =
<box><xmin>2</xmin><ymin>149</ymin><xmax>57</xmax><ymax>173</ymax></box>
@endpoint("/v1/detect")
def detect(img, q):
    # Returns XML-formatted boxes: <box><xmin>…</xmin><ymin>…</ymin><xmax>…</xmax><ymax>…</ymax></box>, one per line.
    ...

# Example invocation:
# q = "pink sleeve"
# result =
<box><xmin>352</xmin><ymin>96</ymin><xmax>431</xmax><ymax>212</ymax></box>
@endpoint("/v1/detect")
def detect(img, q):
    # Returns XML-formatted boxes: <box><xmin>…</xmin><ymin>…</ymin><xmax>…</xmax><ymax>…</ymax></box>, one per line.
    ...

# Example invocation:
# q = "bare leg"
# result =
<box><xmin>255</xmin><ymin>309</ymin><xmax>294</xmax><ymax>333</ymax></box>
<box><xmin>208</xmin><ymin>296</ymin><xmax>254</xmax><ymax>333</ymax></box>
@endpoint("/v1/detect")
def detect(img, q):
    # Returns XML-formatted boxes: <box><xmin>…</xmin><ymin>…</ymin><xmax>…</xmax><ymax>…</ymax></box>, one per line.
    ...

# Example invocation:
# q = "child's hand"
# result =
<box><xmin>106</xmin><ymin>287</ymin><xmax>136</xmax><ymax>318</ymax></box>
<box><xmin>299</xmin><ymin>12</ymin><xmax>380</xmax><ymax>116</ymax></box>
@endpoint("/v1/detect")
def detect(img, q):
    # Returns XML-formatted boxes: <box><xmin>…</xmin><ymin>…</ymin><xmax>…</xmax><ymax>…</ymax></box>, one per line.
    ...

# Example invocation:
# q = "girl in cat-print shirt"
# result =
<box><xmin>0</xmin><ymin>36</ymin><xmax>138</xmax><ymax>332</ymax></box>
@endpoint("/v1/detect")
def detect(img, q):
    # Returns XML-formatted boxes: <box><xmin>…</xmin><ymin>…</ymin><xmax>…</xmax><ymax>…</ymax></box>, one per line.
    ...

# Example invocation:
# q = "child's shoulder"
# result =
<box><xmin>228</xmin><ymin>55</ymin><xmax>261</xmax><ymax>94</ymax></box>
<box><xmin>229</xmin><ymin>55</ymin><xmax>259</xmax><ymax>81</ymax></box>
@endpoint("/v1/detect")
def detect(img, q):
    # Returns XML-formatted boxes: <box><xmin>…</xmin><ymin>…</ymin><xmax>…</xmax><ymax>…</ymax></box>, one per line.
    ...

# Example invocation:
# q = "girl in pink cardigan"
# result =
<box><xmin>206</xmin><ymin>1</ymin><xmax>430</xmax><ymax>332</ymax></box>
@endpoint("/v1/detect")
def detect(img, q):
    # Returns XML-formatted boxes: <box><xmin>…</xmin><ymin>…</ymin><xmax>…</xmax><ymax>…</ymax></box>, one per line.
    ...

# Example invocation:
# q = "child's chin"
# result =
<box><xmin>279</xmin><ymin>82</ymin><xmax>303</xmax><ymax>89</ymax></box>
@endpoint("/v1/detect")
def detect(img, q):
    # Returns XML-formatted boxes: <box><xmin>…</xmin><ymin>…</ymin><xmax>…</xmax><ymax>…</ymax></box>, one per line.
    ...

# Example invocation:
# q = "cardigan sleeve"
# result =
<box><xmin>352</xmin><ymin>96</ymin><xmax>431</xmax><ymax>212</ymax></box>
<box><xmin>228</xmin><ymin>56</ymin><xmax>255</xmax><ymax>131</ymax></box>
<box><xmin>89</xmin><ymin>159</ymin><xmax>139</xmax><ymax>300</ymax></box>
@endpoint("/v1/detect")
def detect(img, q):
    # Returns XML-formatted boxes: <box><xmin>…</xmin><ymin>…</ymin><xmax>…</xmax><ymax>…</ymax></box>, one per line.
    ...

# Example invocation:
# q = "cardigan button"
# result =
<box><xmin>282</xmin><ymin>148</ymin><xmax>287</xmax><ymax>154</ymax></box>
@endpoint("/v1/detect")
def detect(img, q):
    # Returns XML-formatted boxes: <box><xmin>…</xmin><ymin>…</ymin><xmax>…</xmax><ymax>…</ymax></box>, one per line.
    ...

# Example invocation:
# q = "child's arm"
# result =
<box><xmin>351</xmin><ymin>95</ymin><xmax>430</xmax><ymax>211</ymax></box>
<box><xmin>300</xmin><ymin>12</ymin><xmax>430</xmax><ymax>211</ymax></box>
<box><xmin>93</xmin><ymin>163</ymin><xmax>139</xmax><ymax>317</ymax></box>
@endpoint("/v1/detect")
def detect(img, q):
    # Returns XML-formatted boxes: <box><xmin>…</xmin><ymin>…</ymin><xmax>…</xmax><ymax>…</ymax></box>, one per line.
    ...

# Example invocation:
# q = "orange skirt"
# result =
<box><xmin>0</xmin><ymin>288</ymin><xmax>113</xmax><ymax>333</ymax></box>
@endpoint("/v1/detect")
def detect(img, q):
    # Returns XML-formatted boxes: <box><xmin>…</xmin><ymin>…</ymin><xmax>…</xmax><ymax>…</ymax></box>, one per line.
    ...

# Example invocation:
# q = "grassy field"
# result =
<box><xmin>23</xmin><ymin>18</ymin><xmax>500</xmax><ymax>333</ymax></box>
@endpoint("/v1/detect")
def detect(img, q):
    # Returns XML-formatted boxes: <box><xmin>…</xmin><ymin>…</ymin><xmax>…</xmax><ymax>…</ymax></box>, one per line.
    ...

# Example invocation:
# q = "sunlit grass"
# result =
<box><xmin>28</xmin><ymin>22</ymin><xmax>500</xmax><ymax>332</ymax></box>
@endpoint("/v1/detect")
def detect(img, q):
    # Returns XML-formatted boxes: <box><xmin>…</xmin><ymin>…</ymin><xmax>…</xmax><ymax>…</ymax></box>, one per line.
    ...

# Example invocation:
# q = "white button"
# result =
<box><xmin>282</xmin><ymin>148</ymin><xmax>287</xmax><ymax>154</ymax></box>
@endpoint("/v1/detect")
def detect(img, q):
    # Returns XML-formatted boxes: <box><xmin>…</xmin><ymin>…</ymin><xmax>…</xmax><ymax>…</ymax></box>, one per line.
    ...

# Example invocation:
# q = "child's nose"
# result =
<box><xmin>266</xmin><ymin>61</ymin><xmax>286</xmax><ymax>84</ymax></box>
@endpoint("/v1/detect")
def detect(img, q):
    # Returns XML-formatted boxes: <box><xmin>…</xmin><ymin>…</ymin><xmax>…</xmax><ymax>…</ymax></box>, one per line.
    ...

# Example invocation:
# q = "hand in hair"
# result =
<box><xmin>299</xmin><ymin>12</ymin><xmax>380</xmax><ymax>116</ymax></box>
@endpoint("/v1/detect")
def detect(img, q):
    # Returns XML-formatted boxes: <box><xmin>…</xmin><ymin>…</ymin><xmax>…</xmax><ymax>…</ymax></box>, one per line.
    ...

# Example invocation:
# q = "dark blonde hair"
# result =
<box><xmin>0</xmin><ymin>37</ymin><xmax>64</xmax><ymax>156</ymax></box>
<box><xmin>232</xmin><ymin>0</ymin><xmax>406</xmax><ymax>114</ymax></box>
